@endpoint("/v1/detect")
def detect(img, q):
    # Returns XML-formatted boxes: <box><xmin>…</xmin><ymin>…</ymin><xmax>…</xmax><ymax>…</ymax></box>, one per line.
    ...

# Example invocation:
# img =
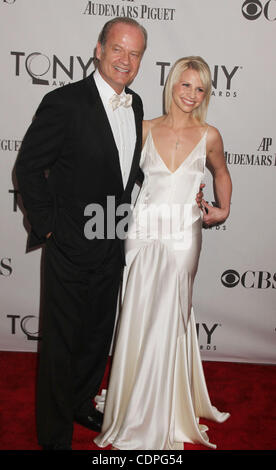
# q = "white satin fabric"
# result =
<box><xmin>94</xmin><ymin>128</ymin><xmax>229</xmax><ymax>450</ymax></box>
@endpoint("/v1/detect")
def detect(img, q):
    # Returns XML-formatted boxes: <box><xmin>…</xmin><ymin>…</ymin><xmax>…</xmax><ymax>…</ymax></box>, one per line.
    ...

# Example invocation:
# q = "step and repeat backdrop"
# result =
<box><xmin>0</xmin><ymin>0</ymin><xmax>275</xmax><ymax>363</ymax></box>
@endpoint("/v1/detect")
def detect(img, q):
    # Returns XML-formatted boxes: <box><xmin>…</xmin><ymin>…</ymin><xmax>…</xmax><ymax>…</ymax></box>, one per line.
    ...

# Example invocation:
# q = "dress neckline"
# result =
<box><xmin>149</xmin><ymin>128</ymin><xmax>207</xmax><ymax>175</ymax></box>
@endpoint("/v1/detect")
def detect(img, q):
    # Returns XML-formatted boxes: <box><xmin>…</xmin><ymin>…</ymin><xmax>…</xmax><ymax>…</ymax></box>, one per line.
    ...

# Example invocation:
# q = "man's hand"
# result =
<box><xmin>46</xmin><ymin>232</ymin><xmax>52</xmax><ymax>239</ymax></box>
<box><xmin>201</xmin><ymin>200</ymin><xmax>229</xmax><ymax>226</ymax></box>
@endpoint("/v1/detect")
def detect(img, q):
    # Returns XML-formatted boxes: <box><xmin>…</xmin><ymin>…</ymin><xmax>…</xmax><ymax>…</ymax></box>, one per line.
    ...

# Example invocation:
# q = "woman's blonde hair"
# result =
<box><xmin>164</xmin><ymin>56</ymin><xmax>212</xmax><ymax>123</ymax></box>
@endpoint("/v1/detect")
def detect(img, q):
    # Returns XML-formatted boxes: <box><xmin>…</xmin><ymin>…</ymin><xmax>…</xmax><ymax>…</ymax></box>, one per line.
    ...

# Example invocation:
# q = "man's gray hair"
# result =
<box><xmin>98</xmin><ymin>17</ymin><xmax>147</xmax><ymax>52</ymax></box>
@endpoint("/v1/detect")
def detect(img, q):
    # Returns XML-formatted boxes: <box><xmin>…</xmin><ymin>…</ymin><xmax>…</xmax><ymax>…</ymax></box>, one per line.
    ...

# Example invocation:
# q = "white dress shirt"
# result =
<box><xmin>94</xmin><ymin>68</ymin><xmax>136</xmax><ymax>188</ymax></box>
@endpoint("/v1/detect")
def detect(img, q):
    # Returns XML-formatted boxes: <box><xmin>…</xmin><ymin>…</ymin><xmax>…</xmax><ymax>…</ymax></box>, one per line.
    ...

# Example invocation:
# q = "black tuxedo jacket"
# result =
<box><xmin>15</xmin><ymin>73</ymin><xmax>144</xmax><ymax>268</ymax></box>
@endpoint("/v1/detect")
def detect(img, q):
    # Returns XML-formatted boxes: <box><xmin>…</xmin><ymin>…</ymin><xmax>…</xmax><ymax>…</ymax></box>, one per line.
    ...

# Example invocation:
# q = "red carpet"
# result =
<box><xmin>0</xmin><ymin>351</ymin><xmax>275</xmax><ymax>451</ymax></box>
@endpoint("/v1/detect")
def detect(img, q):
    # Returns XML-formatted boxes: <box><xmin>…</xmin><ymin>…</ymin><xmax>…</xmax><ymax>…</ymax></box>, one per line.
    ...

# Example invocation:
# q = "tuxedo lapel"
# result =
<box><xmin>84</xmin><ymin>74</ymin><xmax>142</xmax><ymax>195</ymax></box>
<box><xmin>85</xmin><ymin>74</ymin><xmax>124</xmax><ymax>189</ymax></box>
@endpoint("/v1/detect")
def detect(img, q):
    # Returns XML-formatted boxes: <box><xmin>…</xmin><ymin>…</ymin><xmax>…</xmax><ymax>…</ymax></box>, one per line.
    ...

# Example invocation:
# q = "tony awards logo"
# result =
<box><xmin>10</xmin><ymin>51</ymin><xmax>94</xmax><ymax>86</ymax></box>
<box><xmin>156</xmin><ymin>62</ymin><xmax>241</xmax><ymax>99</ymax></box>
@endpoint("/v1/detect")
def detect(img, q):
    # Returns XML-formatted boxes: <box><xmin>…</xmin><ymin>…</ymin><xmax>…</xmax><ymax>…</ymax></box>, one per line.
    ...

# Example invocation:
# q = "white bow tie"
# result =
<box><xmin>109</xmin><ymin>93</ymin><xmax>132</xmax><ymax>111</ymax></box>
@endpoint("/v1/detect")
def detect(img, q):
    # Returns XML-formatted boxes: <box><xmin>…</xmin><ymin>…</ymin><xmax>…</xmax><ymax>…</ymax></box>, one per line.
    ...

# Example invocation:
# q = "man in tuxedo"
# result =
<box><xmin>16</xmin><ymin>17</ymin><xmax>147</xmax><ymax>450</ymax></box>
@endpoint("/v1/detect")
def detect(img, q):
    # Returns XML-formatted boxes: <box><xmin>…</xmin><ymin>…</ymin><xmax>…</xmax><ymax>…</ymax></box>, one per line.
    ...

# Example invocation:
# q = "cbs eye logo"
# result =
<box><xmin>242</xmin><ymin>0</ymin><xmax>276</xmax><ymax>21</ymax></box>
<box><xmin>221</xmin><ymin>269</ymin><xmax>240</xmax><ymax>288</ymax></box>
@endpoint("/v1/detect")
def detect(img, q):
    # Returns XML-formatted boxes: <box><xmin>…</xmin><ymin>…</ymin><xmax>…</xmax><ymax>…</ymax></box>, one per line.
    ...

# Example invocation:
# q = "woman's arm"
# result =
<box><xmin>202</xmin><ymin>126</ymin><xmax>232</xmax><ymax>226</ymax></box>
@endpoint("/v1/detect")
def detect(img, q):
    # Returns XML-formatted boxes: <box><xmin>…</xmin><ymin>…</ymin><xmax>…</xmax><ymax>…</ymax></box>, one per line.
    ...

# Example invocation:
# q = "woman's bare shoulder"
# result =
<box><xmin>143</xmin><ymin>116</ymin><xmax>164</xmax><ymax>129</ymax></box>
<box><xmin>142</xmin><ymin>116</ymin><xmax>164</xmax><ymax>144</ymax></box>
<box><xmin>206</xmin><ymin>123</ymin><xmax>222</xmax><ymax>141</ymax></box>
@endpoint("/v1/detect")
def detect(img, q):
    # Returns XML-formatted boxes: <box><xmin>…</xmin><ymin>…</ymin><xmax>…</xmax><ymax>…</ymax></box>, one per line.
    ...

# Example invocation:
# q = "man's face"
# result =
<box><xmin>96</xmin><ymin>23</ymin><xmax>145</xmax><ymax>94</ymax></box>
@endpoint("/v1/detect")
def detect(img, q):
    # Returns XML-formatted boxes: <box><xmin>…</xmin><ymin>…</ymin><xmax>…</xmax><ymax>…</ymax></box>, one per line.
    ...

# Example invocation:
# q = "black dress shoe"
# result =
<box><xmin>75</xmin><ymin>407</ymin><xmax>103</xmax><ymax>432</ymax></box>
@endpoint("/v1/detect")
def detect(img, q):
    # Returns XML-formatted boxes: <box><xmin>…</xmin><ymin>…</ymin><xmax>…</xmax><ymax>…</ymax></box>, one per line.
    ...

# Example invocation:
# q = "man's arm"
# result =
<box><xmin>15</xmin><ymin>93</ymin><xmax>70</xmax><ymax>240</ymax></box>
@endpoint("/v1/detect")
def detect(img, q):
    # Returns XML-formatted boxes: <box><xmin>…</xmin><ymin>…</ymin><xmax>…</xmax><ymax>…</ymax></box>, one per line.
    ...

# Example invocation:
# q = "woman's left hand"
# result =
<box><xmin>201</xmin><ymin>199</ymin><xmax>229</xmax><ymax>226</ymax></box>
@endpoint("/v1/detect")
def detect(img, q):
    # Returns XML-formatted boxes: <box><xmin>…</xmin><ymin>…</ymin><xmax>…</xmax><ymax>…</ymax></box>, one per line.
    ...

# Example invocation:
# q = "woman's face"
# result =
<box><xmin>171</xmin><ymin>68</ymin><xmax>206</xmax><ymax>115</ymax></box>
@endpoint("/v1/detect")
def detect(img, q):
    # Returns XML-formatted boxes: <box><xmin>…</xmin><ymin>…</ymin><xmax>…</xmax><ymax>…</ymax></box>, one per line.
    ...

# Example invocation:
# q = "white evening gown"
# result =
<box><xmin>94</xmin><ymin>128</ymin><xmax>229</xmax><ymax>450</ymax></box>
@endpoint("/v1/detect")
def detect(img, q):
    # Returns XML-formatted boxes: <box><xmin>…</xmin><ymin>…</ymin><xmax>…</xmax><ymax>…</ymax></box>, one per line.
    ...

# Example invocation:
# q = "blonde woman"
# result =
<box><xmin>95</xmin><ymin>57</ymin><xmax>232</xmax><ymax>450</ymax></box>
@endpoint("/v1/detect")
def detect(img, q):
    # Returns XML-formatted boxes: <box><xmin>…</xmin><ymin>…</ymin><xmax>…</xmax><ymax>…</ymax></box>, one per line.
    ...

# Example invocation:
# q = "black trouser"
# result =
<box><xmin>36</xmin><ymin>236</ymin><xmax>122</xmax><ymax>447</ymax></box>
